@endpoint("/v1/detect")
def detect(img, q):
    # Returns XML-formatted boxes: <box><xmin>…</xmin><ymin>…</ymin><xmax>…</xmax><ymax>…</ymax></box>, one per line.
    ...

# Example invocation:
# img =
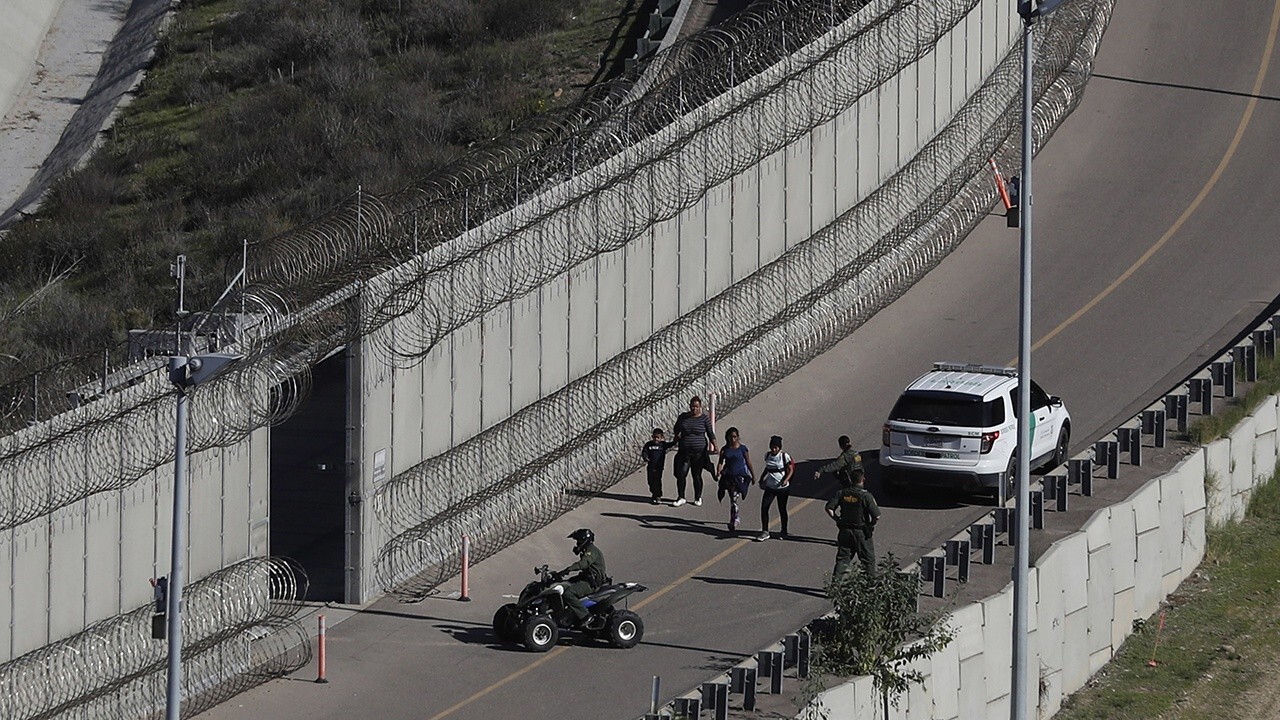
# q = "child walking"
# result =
<box><xmin>716</xmin><ymin>427</ymin><xmax>754</xmax><ymax>533</ymax></box>
<box><xmin>640</xmin><ymin>428</ymin><xmax>674</xmax><ymax>504</ymax></box>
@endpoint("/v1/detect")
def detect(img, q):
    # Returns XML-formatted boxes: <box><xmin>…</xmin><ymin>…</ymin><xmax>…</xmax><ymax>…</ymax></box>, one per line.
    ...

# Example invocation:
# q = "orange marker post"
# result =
<box><xmin>315</xmin><ymin>614</ymin><xmax>329</xmax><ymax>683</ymax></box>
<box><xmin>460</xmin><ymin>534</ymin><xmax>472</xmax><ymax>602</ymax></box>
<box><xmin>1147</xmin><ymin>611</ymin><xmax>1167</xmax><ymax>667</ymax></box>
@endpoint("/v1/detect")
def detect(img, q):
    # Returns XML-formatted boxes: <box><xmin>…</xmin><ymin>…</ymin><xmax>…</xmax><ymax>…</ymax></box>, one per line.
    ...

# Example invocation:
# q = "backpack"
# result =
<box><xmin>763</xmin><ymin>452</ymin><xmax>793</xmax><ymax>490</ymax></box>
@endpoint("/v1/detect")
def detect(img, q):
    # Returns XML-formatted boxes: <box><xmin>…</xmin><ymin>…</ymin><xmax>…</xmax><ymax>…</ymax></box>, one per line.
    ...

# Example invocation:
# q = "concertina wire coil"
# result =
<box><xmin>0</xmin><ymin>557</ymin><xmax>310</xmax><ymax>720</ymax></box>
<box><xmin>2</xmin><ymin>0</ymin><xmax>984</xmax><ymax>530</ymax></box>
<box><xmin>372</xmin><ymin>0</ymin><xmax>1116</xmax><ymax>598</ymax></box>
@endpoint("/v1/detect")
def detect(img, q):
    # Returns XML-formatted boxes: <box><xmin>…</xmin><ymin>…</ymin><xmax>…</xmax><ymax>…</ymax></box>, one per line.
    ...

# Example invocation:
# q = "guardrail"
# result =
<box><xmin>647</xmin><ymin>318</ymin><xmax>1280</xmax><ymax>715</ymax></box>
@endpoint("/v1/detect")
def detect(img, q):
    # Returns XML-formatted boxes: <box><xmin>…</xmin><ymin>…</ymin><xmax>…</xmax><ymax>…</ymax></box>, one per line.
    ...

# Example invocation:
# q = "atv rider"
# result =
<box><xmin>556</xmin><ymin>528</ymin><xmax>607</xmax><ymax>628</ymax></box>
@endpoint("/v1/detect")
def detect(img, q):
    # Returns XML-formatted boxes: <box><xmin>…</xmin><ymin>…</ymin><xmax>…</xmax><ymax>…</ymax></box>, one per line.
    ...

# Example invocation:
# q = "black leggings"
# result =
<box><xmin>674</xmin><ymin>449</ymin><xmax>713</xmax><ymax>500</ymax></box>
<box><xmin>760</xmin><ymin>488</ymin><xmax>790</xmax><ymax>534</ymax></box>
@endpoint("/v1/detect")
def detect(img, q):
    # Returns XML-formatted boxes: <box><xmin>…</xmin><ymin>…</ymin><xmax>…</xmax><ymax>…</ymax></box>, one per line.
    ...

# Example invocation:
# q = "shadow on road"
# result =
<box><xmin>692</xmin><ymin>575</ymin><xmax>826</xmax><ymax>599</ymax></box>
<box><xmin>599</xmin><ymin>512</ymin><xmax>734</xmax><ymax>539</ymax></box>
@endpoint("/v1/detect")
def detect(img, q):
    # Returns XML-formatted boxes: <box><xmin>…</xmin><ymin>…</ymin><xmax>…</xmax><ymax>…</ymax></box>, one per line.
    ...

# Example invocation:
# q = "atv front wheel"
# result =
<box><xmin>606</xmin><ymin>610</ymin><xmax>644</xmax><ymax>649</ymax></box>
<box><xmin>522</xmin><ymin>614</ymin><xmax>559</xmax><ymax>652</ymax></box>
<box><xmin>492</xmin><ymin>603</ymin><xmax>520</xmax><ymax>641</ymax></box>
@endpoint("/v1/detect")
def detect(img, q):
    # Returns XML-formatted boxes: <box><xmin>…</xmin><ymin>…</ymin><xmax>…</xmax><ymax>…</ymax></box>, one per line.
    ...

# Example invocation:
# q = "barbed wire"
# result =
<box><xmin>372</xmin><ymin>0</ymin><xmax>1117</xmax><ymax>597</ymax></box>
<box><xmin>0</xmin><ymin>0</ymin><xmax>993</xmax><ymax>535</ymax></box>
<box><xmin>0</xmin><ymin>557</ymin><xmax>308</xmax><ymax>720</ymax></box>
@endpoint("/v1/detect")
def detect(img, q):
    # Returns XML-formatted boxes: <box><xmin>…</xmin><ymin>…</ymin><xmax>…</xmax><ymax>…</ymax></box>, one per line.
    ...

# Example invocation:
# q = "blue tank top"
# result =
<box><xmin>722</xmin><ymin>444</ymin><xmax>750</xmax><ymax>477</ymax></box>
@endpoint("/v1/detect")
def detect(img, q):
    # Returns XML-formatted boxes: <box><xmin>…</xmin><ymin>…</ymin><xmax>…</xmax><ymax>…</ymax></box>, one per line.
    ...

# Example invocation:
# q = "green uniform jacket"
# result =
<box><xmin>561</xmin><ymin>544</ymin><xmax>607</xmax><ymax>587</ymax></box>
<box><xmin>819</xmin><ymin>448</ymin><xmax>864</xmax><ymax>480</ymax></box>
<box><xmin>825</xmin><ymin>486</ymin><xmax>880</xmax><ymax>529</ymax></box>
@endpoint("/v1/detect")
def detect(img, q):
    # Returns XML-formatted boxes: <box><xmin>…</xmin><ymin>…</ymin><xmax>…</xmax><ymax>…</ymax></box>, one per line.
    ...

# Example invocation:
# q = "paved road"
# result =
<box><xmin>201</xmin><ymin>1</ymin><xmax>1280</xmax><ymax>719</ymax></box>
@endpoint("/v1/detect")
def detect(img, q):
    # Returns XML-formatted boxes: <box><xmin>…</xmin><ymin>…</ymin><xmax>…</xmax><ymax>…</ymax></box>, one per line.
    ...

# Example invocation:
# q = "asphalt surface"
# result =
<box><xmin>198</xmin><ymin>1</ymin><xmax>1280</xmax><ymax>719</ymax></box>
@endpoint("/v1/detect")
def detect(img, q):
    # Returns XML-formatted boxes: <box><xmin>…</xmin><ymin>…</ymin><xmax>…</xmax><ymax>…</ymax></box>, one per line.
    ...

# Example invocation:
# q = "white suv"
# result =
<box><xmin>880</xmin><ymin>362</ymin><xmax>1070</xmax><ymax>499</ymax></box>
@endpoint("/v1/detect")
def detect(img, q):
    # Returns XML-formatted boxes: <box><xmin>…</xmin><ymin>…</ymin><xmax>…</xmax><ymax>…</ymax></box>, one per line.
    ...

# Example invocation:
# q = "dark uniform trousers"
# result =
<box><xmin>833</xmin><ymin>526</ymin><xmax>875</xmax><ymax>582</ymax></box>
<box><xmin>563</xmin><ymin>580</ymin><xmax>595</xmax><ymax>622</ymax></box>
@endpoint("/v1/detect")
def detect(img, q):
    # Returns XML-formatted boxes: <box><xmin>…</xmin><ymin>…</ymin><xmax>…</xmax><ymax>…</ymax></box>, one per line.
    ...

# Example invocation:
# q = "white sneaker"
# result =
<box><xmin>755</xmin><ymin>532</ymin><xmax>770</xmax><ymax>542</ymax></box>
<box><xmin>671</xmin><ymin>498</ymin><xmax>686</xmax><ymax>507</ymax></box>
<box><xmin>692</xmin><ymin>498</ymin><xmax>702</xmax><ymax>507</ymax></box>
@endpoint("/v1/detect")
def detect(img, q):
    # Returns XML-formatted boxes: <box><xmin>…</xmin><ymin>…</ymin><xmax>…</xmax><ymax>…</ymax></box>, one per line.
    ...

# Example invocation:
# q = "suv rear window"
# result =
<box><xmin>890</xmin><ymin>391</ymin><xmax>1006</xmax><ymax>427</ymax></box>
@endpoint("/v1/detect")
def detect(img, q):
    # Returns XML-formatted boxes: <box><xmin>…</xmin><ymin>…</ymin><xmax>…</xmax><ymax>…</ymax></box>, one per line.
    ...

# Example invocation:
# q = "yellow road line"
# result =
<box><xmin>429</xmin><ymin>5</ymin><xmax>1280</xmax><ymax>717</ymax></box>
<box><xmin>1026</xmin><ymin>0</ymin><xmax>1280</xmax><ymax>355</ymax></box>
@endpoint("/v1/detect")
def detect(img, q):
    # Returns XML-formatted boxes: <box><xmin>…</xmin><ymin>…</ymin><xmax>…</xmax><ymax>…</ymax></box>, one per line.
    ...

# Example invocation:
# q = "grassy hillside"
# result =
<box><xmin>0</xmin><ymin>0</ymin><xmax>645</xmax><ymax>373</ymax></box>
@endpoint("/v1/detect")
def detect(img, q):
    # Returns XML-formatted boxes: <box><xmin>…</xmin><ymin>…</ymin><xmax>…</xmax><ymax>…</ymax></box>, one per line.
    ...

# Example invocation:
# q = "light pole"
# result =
<box><xmin>1012</xmin><ymin>2</ymin><xmax>1064</xmax><ymax>720</ymax></box>
<box><xmin>165</xmin><ymin>351</ymin><xmax>241</xmax><ymax>720</ymax></box>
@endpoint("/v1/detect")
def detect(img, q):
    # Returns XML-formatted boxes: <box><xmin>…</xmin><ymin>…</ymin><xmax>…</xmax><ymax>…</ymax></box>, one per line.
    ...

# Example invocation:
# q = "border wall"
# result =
<box><xmin>804</xmin><ymin>324</ymin><xmax>1280</xmax><ymax>719</ymax></box>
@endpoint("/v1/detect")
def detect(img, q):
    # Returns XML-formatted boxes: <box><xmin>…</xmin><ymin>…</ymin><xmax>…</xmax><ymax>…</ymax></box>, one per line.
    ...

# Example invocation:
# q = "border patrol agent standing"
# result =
<box><xmin>824</xmin><ymin>451</ymin><xmax>880</xmax><ymax>583</ymax></box>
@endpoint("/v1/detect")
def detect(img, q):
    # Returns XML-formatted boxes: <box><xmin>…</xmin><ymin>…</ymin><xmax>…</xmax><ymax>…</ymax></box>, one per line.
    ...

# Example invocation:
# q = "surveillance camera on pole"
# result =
<box><xmin>164</xmin><ymin>349</ymin><xmax>242</xmax><ymax>720</ymax></box>
<box><xmin>1011</xmin><ymin>1</ymin><xmax>1065</xmax><ymax>719</ymax></box>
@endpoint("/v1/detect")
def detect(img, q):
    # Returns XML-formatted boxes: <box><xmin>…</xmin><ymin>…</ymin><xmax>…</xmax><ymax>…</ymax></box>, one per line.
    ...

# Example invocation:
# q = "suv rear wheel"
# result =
<box><xmin>1048</xmin><ymin>427</ymin><xmax>1070</xmax><ymax>470</ymax></box>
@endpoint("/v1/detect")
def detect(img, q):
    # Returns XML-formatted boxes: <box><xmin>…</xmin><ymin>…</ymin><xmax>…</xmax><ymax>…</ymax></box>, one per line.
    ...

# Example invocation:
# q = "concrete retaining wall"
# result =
<box><xmin>808</xmin><ymin>394</ymin><xmax>1280</xmax><ymax>719</ymax></box>
<box><xmin>0</xmin><ymin>0</ymin><xmax>64</xmax><ymax>122</ymax></box>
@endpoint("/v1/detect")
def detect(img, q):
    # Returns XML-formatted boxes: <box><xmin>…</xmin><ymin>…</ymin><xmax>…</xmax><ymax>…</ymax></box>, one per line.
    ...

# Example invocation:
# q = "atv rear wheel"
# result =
<box><xmin>522</xmin><ymin>614</ymin><xmax>559</xmax><ymax>652</ymax></box>
<box><xmin>606</xmin><ymin>610</ymin><xmax>643</xmax><ymax>649</ymax></box>
<box><xmin>492</xmin><ymin>603</ymin><xmax>520</xmax><ymax>641</ymax></box>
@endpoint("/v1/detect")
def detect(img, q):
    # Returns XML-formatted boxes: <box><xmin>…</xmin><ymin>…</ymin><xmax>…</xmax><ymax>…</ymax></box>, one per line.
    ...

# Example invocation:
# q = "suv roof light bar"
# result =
<box><xmin>932</xmin><ymin>361</ymin><xmax>1018</xmax><ymax>377</ymax></box>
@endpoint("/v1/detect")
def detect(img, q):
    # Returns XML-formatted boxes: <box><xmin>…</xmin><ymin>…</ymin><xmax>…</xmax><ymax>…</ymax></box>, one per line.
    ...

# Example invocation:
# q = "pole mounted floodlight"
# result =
<box><xmin>163</xmin><ymin>258</ymin><xmax>243</xmax><ymax>720</ymax></box>
<box><xmin>1011</xmin><ymin>1</ymin><xmax>1062</xmax><ymax>719</ymax></box>
<box><xmin>164</xmin><ymin>352</ymin><xmax>242</xmax><ymax>720</ymax></box>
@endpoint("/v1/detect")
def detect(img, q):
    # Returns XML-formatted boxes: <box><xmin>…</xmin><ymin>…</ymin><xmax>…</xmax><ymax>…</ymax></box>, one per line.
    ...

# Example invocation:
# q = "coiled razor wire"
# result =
<box><xmin>1</xmin><ymin>0</ymin><xmax>1013</xmax><ymax>533</ymax></box>
<box><xmin>0</xmin><ymin>557</ymin><xmax>309</xmax><ymax>720</ymax></box>
<box><xmin>372</xmin><ymin>0</ymin><xmax>1116</xmax><ymax>598</ymax></box>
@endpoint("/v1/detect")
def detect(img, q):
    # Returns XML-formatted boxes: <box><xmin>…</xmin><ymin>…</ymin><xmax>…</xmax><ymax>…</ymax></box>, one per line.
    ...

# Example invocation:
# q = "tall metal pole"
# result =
<box><xmin>1011</xmin><ymin>12</ymin><xmax>1035</xmax><ymax>720</ymax></box>
<box><xmin>165</xmin><ymin>358</ymin><xmax>190</xmax><ymax>720</ymax></box>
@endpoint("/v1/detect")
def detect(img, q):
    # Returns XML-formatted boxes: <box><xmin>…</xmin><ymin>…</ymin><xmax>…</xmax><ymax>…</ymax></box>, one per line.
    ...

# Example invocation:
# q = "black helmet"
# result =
<box><xmin>568</xmin><ymin>528</ymin><xmax>595</xmax><ymax>554</ymax></box>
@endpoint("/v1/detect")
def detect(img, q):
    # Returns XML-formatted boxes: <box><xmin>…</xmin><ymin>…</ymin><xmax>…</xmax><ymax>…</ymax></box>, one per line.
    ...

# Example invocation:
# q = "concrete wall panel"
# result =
<box><xmin>704</xmin><ymin>181</ymin><xmax>733</xmax><ymax>297</ymax></box>
<box><xmin>622</xmin><ymin>228</ymin><xmax>656</xmax><ymax>346</ymax></box>
<box><xmin>981</xmin><ymin>588</ymin><xmax>1013</xmax><ymax>703</ymax></box>
<box><xmin>1133</xmin><ymin>530</ymin><xmax>1162</xmax><ymax>618</ymax></box>
<box><xmin>598</xmin><ymin>251</ymin><xmax>627</xmax><ymax>364</ymax></box>
<box><xmin>1254</xmin><ymin>430</ymin><xmax>1277</xmax><ymax>482</ymax></box>
<box><xmin>929</xmin><ymin>638</ymin><xmax>961</xmax><ymax>719</ymax></box>
<box><xmin>857</xmin><ymin>91</ymin><xmax>881</xmax><ymax>198</ymax></box>
<box><xmin>83</xmin><ymin>494</ymin><xmax>122</xmax><ymax>623</ymax></box>
<box><xmin>451</xmin><ymin>325</ymin><xmax>483</xmax><ymax>442</ymax></box>
<box><xmin>1230</xmin><ymin>416</ymin><xmax>1257</xmax><ymax>495</ymax></box>
<box><xmin>538</xmin><ymin>281</ymin><xmax>570</xmax><ymax>396</ymax></box>
<box><xmin>1111</xmin><ymin>586</ymin><xmax>1135</xmax><ymax>649</ymax></box>
<box><xmin>421</xmin><ymin>343</ymin><xmax>454</xmax><ymax>457</ymax></box>
<box><xmin>758</xmin><ymin>149</ymin><xmax>786</xmax><ymax>263</ymax></box>
<box><xmin>1084</xmin><ymin>505</ymin><xmax>1111</xmax><ymax>551</ymax></box>
<box><xmin>651</xmin><ymin>217</ymin><xmax>680</xmax><ymax>329</ymax></box>
<box><xmin>1062</xmin><ymin>607</ymin><xmax>1091</xmax><ymax>694</ymax></box>
<box><xmin>896</xmin><ymin>54</ymin><xmax>920</xmax><ymax>162</ymax></box>
<box><xmin>1034</xmin><ymin>557</ymin><xmax>1064</xmax><ymax>684</ymax></box>
<box><xmin>393</xmin><ymin>336</ymin><xmax>425</xmax><ymax>468</ymax></box>
<box><xmin>951</xmin><ymin>602</ymin><xmax>985</xmax><ymax>660</ymax></box>
<box><xmin>1057</xmin><ymin>532</ymin><xmax>1089</xmax><ymax>614</ymax></box>
<box><xmin>506</xmin><ymin>292</ymin><xmax>542</xmax><ymax>415</ymax></box>
<box><xmin>730</xmin><ymin>166</ymin><xmax>760</xmax><ymax>284</ymax></box>
<box><xmin>482</xmin><ymin>306</ymin><xmax>515</xmax><ymax>432</ymax></box>
<box><xmin>677</xmin><ymin>199</ymin><xmax>709</xmax><ymax>315</ymax></box>
<box><xmin>1131</xmin><ymin>480</ymin><xmax>1160</xmax><ymax>534</ymax></box>
<box><xmin>12</xmin><ymin>519</ymin><xmax>50</xmax><ymax>656</ymax></box>
<box><xmin>784</xmin><ymin>133</ymin><xmax>812</xmax><ymax>248</ymax></box>
<box><xmin>1159</xmin><ymin>476</ymin><xmax>1184</xmax><ymax>579</ymax></box>
<box><xmin>831</xmin><ymin>104</ymin><xmax>858</xmax><ymax>215</ymax></box>
<box><xmin>48</xmin><ymin>504</ymin><xmax>86</xmax><ymax>643</ymax></box>
<box><xmin>568</xmin><ymin>261</ymin><xmax>599</xmax><ymax>381</ymax></box>
<box><xmin>958</xmin><ymin>655</ymin><xmax>986</xmax><ymax>720</ymax></box>
<box><xmin>1253</xmin><ymin>394</ymin><xmax>1279</xmax><ymax>435</ymax></box>
<box><xmin>1204</xmin><ymin>437</ymin><xmax>1232</xmax><ymax>525</ymax></box>
<box><xmin>1085</xmin><ymin>544</ymin><xmax>1114</xmax><ymax>658</ymax></box>
<box><xmin>1109</xmin><ymin>501</ymin><xmax>1136</xmax><ymax>591</ymax></box>
<box><xmin>811</xmin><ymin>120</ymin><xmax>837</xmax><ymax>234</ymax></box>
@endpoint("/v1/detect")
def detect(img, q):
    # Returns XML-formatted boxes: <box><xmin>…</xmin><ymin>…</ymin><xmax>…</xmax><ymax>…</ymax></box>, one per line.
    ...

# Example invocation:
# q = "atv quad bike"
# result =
<box><xmin>492</xmin><ymin>564</ymin><xmax>647</xmax><ymax>652</ymax></box>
